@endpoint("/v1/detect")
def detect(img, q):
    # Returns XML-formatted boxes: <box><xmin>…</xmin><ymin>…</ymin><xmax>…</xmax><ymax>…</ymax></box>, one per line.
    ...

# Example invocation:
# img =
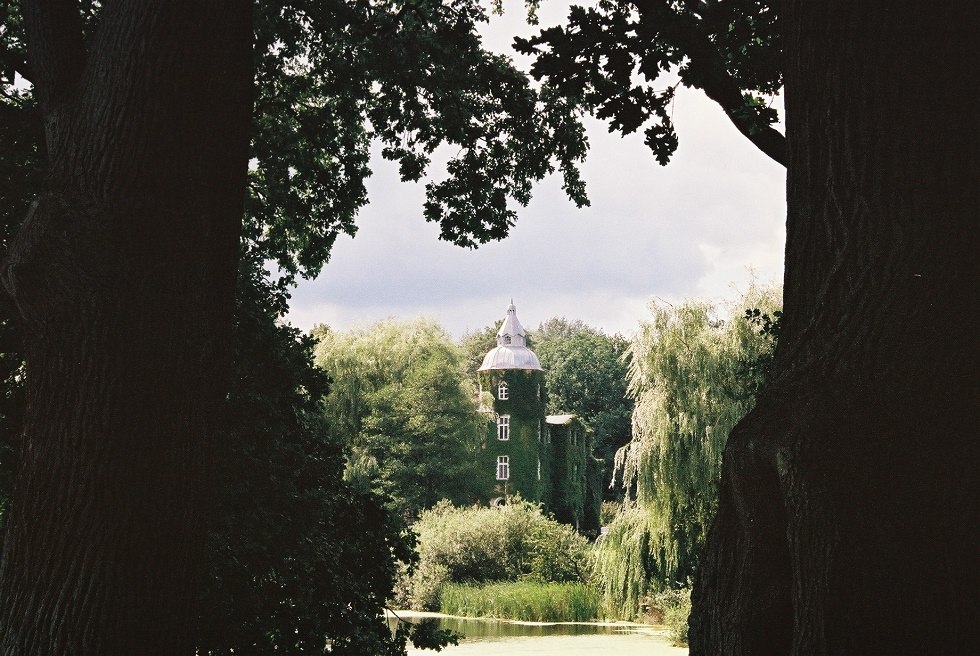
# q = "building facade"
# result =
<box><xmin>477</xmin><ymin>303</ymin><xmax>601</xmax><ymax>534</ymax></box>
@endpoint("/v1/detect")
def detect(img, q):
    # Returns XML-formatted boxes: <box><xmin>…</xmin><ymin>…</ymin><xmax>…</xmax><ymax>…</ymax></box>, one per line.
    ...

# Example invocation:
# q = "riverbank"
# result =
<box><xmin>388</xmin><ymin>611</ymin><xmax>689</xmax><ymax>655</ymax></box>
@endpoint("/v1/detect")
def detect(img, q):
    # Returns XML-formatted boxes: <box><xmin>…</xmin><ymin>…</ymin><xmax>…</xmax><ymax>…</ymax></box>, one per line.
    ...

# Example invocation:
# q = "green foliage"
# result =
<box><xmin>314</xmin><ymin>318</ymin><xmax>486</xmax><ymax>521</ymax></box>
<box><xmin>196</xmin><ymin>259</ymin><xmax>423</xmax><ymax>655</ymax></box>
<box><xmin>514</xmin><ymin>0</ymin><xmax>783</xmax><ymax>164</ymax></box>
<box><xmin>595</xmin><ymin>286</ymin><xmax>780</xmax><ymax>617</ymax></box>
<box><xmin>599</xmin><ymin>500</ymin><xmax>620</xmax><ymax>526</ymax></box>
<box><xmin>459</xmin><ymin>323</ymin><xmax>499</xmax><ymax>389</ymax></box>
<box><xmin>248</xmin><ymin>0</ymin><xmax>589</xmax><ymax>283</ymax></box>
<box><xmin>651</xmin><ymin>587</ymin><xmax>691</xmax><ymax>647</ymax></box>
<box><xmin>403</xmin><ymin>499</ymin><xmax>592</xmax><ymax>610</ymax></box>
<box><xmin>532</xmin><ymin>318</ymin><xmax>633</xmax><ymax>499</ymax></box>
<box><xmin>440</xmin><ymin>581</ymin><xmax>600</xmax><ymax>622</ymax></box>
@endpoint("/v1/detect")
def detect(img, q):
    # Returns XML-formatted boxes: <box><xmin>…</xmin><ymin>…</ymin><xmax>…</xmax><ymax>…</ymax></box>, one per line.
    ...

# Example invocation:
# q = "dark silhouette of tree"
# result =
<box><xmin>0</xmin><ymin>1</ymin><xmax>587</xmax><ymax>652</ymax></box>
<box><xmin>519</xmin><ymin>1</ymin><xmax>977</xmax><ymax>651</ymax></box>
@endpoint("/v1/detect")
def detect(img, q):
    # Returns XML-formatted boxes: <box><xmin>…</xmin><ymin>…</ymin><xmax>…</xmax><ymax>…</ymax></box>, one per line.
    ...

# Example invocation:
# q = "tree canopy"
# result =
<box><xmin>197</xmin><ymin>260</ymin><xmax>416</xmax><ymax>655</ymax></box>
<box><xmin>532</xmin><ymin>318</ymin><xmax>632</xmax><ymax>499</ymax></box>
<box><xmin>314</xmin><ymin>318</ymin><xmax>486</xmax><ymax>522</ymax></box>
<box><xmin>515</xmin><ymin>0</ymin><xmax>784</xmax><ymax>165</ymax></box>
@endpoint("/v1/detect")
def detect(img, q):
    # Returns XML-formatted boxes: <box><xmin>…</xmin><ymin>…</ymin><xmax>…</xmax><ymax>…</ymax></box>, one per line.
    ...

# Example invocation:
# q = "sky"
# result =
<box><xmin>286</xmin><ymin>3</ymin><xmax>787</xmax><ymax>339</ymax></box>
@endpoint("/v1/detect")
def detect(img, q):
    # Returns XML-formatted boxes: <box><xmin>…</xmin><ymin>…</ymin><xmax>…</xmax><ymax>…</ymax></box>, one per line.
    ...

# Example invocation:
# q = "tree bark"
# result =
<box><xmin>0</xmin><ymin>2</ymin><xmax>252</xmax><ymax>653</ymax></box>
<box><xmin>690</xmin><ymin>2</ymin><xmax>979</xmax><ymax>654</ymax></box>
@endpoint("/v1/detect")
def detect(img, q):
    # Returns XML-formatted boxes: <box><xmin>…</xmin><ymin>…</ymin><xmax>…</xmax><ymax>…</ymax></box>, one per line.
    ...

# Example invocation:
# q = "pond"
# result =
<box><xmin>389</xmin><ymin>612</ymin><xmax>689</xmax><ymax>656</ymax></box>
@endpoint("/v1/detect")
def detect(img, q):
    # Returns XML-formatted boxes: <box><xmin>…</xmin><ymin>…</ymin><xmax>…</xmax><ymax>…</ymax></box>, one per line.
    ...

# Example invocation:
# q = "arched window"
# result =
<box><xmin>498</xmin><ymin>381</ymin><xmax>509</xmax><ymax>400</ymax></box>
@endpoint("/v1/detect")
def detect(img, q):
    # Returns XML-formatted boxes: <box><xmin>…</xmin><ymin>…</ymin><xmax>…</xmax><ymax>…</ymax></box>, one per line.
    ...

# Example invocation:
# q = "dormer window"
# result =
<box><xmin>503</xmin><ymin>335</ymin><xmax>512</xmax><ymax>345</ymax></box>
<box><xmin>498</xmin><ymin>381</ymin><xmax>509</xmax><ymax>400</ymax></box>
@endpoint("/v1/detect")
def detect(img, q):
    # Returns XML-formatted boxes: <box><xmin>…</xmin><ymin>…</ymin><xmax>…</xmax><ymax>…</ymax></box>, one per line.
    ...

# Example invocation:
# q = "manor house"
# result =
<box><xmin>477</xmin><ymin>302</ymin><xmax>601</xmax><ymax>534</ymax></box>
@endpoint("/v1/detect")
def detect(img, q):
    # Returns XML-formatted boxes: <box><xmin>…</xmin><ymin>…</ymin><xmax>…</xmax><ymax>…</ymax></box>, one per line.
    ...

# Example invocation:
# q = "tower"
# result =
<box><xmin>478</xmin><ymin>302</ymin><xmax>549</xmax><ymax>504</ymax></box>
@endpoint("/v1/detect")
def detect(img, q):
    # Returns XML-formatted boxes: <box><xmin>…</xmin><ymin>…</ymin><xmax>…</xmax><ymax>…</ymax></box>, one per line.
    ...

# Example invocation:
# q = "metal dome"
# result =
<box><xmin>478</xmin><ymin>302</ymin><xmax>543</xmax><ymax>372</ymax></box>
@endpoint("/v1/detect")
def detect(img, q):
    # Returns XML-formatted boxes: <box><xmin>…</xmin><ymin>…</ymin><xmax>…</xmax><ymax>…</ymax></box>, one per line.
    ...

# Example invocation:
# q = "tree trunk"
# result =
<box><xmin>690</xmin><ymin>2</ymin><xmax>978</xmax><ymax>654</ymax></box>
<box><xmin>0</xmin><ymin>2</ymin><xmax>252</xmax><ymax>653</ymax></box>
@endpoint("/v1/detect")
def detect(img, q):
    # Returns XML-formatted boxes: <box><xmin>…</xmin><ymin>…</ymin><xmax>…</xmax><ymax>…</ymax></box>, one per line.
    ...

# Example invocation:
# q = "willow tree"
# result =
<box><xmin>595</xmin><ymin>288</ymin><xmax>779</xmax><ymax>618</ymax></box>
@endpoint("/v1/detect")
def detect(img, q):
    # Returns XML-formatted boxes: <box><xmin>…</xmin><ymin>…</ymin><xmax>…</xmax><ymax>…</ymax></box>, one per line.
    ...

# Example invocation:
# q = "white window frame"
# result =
<box><xmin>498</xmin><ymin>381</ymin><xmax>509</xmax><ymax>400</ymax></box>
<box><xmin>497</xmin><ymin>456</ymin><xmax>510</xmax><ymax>480</ymax></box>
<box><xmin>497</xmin><ymin>415</ymin><xmax>510</xmax><ymax>441</ymax></box>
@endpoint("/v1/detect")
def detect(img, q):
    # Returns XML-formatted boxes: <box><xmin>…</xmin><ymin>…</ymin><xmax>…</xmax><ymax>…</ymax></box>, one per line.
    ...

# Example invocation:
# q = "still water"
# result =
<box><xmin>390</xmin><ymin>612</ymin><xmax>689</xmax><ymax>656</ymax></box>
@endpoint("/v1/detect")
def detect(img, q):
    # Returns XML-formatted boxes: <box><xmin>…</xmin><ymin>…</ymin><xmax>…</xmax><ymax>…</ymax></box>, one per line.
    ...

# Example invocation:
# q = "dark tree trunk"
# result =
<box><xmin>0</xmin><ymin>2</ymin><xmax>252</xmax><ymax>653</ymax></box>
<box><xmin>691</xmin><ymin>2</ymin><xmax>978</xmax><ymax>654</ymax></box>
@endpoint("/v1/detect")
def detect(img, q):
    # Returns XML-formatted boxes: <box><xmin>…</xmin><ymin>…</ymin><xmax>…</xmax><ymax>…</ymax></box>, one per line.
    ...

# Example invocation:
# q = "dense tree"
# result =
<box><xmin>314</xmin><ymin>318</ymin><xmax>487</xmax><ymax>522</ymax></box>
<box><xmin>459</xmin><ymin>323</ymin><xmax>499</xmax><ymax>388</ymax></box>
<box><xmin>0</xmin><ymin>2</ymin><xmax>254</xmax><ymax>651</ymax></box>
<box><xmin>594</xmin><ymin>288</ymin><xmax>778</xmax><ymax>618</ymax></box>
<box><xmin>198</xmin><ymin>259</ymin><xmax>417</xmax><ymax>655</ymax></box>
<box><xmin>0</xmin><ymin>1</ymin><xmax>589</xmax><ymax>650</ymax></box>
<box><xmin>520</xmin><ymin>2</ymin><xmax>977</xmax><ymax>651</ymax></box>
<box><xmin>532</xmin><ymin>318</ymin><xmax>632</xmax><ymax>499</ymax></box>
<box><xmin>691</xmin><ymin>5</ymin><xmax>979</xmax><ymax>652</ymax></box>
<box><xmin>515</xmin><ymin>0</ymin><xmax>784</xmax><ymax>166</ymax></box>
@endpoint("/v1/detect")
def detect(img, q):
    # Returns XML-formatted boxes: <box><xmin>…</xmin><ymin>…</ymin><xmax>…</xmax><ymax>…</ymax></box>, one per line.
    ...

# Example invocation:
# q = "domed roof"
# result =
<box><xmin>478</xmin><ymin>302</ymin><xmax>543</xmax><ymax>372</ymax></box>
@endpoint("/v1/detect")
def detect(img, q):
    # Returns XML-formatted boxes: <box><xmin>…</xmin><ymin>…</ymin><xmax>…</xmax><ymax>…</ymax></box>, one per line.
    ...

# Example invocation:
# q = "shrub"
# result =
<box><xmin>404</xmin><ymin>499</ymin><xmax>592</xmax><ymax>610</ymax></box>
<box><xmin>652</xmin><ymin>588</ymin><xmax>691</xmax><ymax>647</ymax></box>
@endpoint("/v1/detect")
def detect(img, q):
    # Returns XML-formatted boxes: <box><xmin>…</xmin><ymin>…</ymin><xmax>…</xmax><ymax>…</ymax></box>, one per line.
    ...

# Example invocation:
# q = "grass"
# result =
<box><xmin>439</xmin><ymin>581</ymin><xmax>601</xmax><ymax>622</ymax></box>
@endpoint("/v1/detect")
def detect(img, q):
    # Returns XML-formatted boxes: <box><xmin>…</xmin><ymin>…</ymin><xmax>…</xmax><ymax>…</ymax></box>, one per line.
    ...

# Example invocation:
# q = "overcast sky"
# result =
<box><xmin>286</xmin><ymin>3</ymin><xmax>786</xmax><ymax>339</ymax></box>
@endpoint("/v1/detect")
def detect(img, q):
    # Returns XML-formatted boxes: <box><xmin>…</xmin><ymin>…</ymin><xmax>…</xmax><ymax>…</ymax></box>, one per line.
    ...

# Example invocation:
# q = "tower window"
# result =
<box><xmin>498</xmin><ymin>381</ymin><xmax>509</xmax><ymax>400</ymax></box>
<box><xmin>497</xmin><ymin>456</ymin><xmax>510</xmax><ymax>480</ymax></box>
<box><xmin>503</xmin><ymin>335</ymin><xmax>512</xmax><ymax>345</ymax></box>
<box><xmin>497</xmin><ymin>415</ymin><xmax>510</xmax><ymax>441</ymax></box>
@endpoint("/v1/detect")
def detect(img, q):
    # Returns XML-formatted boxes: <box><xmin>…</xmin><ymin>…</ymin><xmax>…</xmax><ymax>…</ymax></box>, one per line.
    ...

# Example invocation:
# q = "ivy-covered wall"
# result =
<box><xmin>476</xmin><ymin>369</ymin><xmax>600</xmax><ymax>535</ymax></box>
<box><xmin>479</xmin><ymin>369</ymin><xmax>547</xmax><ymax>503</ymax></box>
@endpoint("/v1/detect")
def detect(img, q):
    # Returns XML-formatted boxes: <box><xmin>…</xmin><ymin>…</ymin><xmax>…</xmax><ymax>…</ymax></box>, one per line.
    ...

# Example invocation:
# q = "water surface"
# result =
<box><xmin>390</xmin><ymin>612</ymin><xmax>688</xmax><ymax>656</ymax></box>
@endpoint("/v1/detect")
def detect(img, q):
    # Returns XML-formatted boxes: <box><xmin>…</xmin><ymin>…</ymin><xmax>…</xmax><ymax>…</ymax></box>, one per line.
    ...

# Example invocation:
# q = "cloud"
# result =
<box><xmin>287</xmin><ymin>7</ymin><xmax>786</xmax><ymax>339</ymax></box>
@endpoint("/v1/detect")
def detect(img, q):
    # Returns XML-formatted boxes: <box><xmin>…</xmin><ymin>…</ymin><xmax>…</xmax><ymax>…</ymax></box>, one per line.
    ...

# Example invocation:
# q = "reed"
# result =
<box><xmin>439</xmin><ymin>581</ymin><xmax>600</xmax><ymax>622</ymax></box>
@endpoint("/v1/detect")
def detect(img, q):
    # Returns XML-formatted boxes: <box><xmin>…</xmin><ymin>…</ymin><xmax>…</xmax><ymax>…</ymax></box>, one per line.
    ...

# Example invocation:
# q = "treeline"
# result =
<box><xmin>0</xmin><ymin>285</ymin><xmax>777</xmax><ymax>651</ymax></box>
<box><xmin>313</xmin><ymin>285</ymin><xmax>780</xmax><ymax>642</ymax></box>
<box><xmin>312</xmin><ymin>316</ymin><xmax>635</xmax><ymax>523</ymax></box>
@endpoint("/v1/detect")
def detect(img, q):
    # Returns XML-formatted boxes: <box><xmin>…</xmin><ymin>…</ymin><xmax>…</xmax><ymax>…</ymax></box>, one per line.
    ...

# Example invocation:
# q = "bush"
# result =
<box><xmin>440</xmin><ymin>581</ymin><xmax>600</xmax><ymax>622</ymax></box>
<box><xmin>651</xmin><ymin>588</ymin><xmax>691</xmax><ymax>647</ymax></box>
<box><xmin>402</xmin><ymin>499</ymin><xmax>592</xmax><ymax>610</ymax></box>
